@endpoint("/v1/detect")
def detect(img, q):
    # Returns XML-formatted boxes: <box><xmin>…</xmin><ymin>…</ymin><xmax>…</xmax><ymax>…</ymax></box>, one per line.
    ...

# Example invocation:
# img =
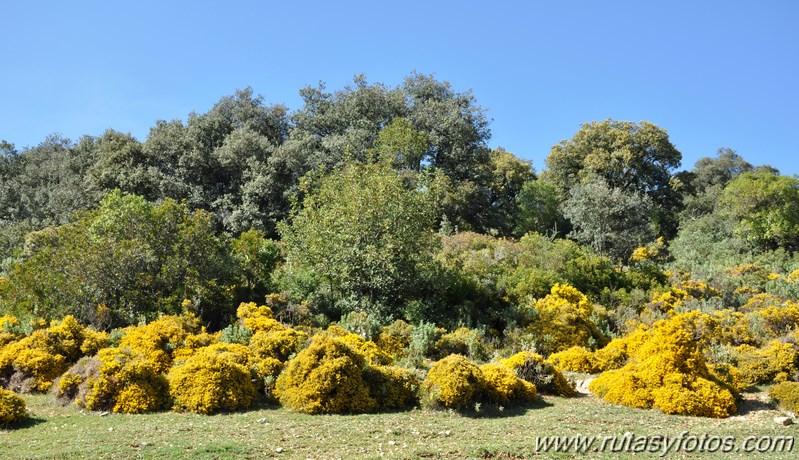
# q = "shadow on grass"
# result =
<box><xmin>736</xmin><ymin>397</ymin><xmax>776</xmax><ymax>416</ymax></box>
<box><xmin>460</xmin><ymin>398</ymin><xmax>555</xmax><ymax>419</ymax></box>
<box><xmin>4</xmin><ymin>416</ymin><xmax>47</xmax><ymax>430</ymax></box>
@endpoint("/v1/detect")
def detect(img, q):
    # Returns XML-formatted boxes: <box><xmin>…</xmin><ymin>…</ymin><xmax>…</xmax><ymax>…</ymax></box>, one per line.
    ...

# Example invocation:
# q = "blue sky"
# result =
<box><xmin>2</xmin><ymin>1</ymin><xmax>797</xmax><ymax>174</ymax></box>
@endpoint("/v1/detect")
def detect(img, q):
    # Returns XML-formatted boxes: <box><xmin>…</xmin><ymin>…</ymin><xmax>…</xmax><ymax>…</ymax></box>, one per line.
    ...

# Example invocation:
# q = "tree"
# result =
<box><xmin>719</xmin><ymin>169</ymin><xmax>799</xmax><ymax>251</ymax></box>
<box><xmin>279</xmin><ymin>162</ymin><xmax>443</xmax><ymax>319</ymax></box>
<box><xmin>562</xmin><ymin>178</ymin><xmax>656</xmax><ymax>261</ymax></box>
<box><xmin>1</xmin><ymin>191</ymin><xmax>234</xmax><ymax>328</ymax></box>
<box><xmin>679</xmin><ymin>148</ymin><xmax>753</xmax><ymax>218</ymax></box>
<box><xmin>516</xmin><ymin>178</ymin><xmax>564</xmax><ymax>237</ymax></box>
<box><xmin>544</xmin><ymin>120</ymin><xmax>682</xmax><ymax>237</ymax></box>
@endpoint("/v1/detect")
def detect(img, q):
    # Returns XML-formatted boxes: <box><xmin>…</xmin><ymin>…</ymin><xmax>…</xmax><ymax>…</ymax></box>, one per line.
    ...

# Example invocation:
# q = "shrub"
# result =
<box><xmin>548</xmin><ymin>346</ymin><xmax>597</xmax><ymax>373</ymax></box>
<box><xmin>0</xmin><ymin>335</ymin><xmax>67</xmax><ymax>393</ymax></box>
<box><xmin>363</xmin><ymin>365</ymin><xmax>419</xmax><ymax>409</ymax></box>
<box><xmin>219</xmin><ymin>324</ymin><xmax>253</xmax><ymax>345</ymax></box>
<box><xmin>479</xmin><ymin>363</ymin><xmax>537</xmax><ymax>406</ymax></box>
<box><xmin>499</xmin><ymin>351</ymin><xmax>574</xmax><ymax>396</ymax></box>
<box><xmin>118</xmin><ymin>313</ymin><xmax>200</xmax><ymax>373</ymax></box>
<box><xmin>525</xmin><ymin>283</ymin><xmax>607</xmax><ymax>354</ymax></box>
<box><xmin>736</xmin><ymin>341</ymin><xmax>799</xmax><ymax>385</ymax></box>
<box><xmin>337</xmin><ymin>332</ymin><xmax>393</xmax><ymax>366</ymax></box>
<box><xmin>0</xmin><ymin>388</ymin><xmax>26</xmax><ymax>427</ymax></box>
<box><xmin>169</xmin><ymin>345</ymin><xmax>256</xmax><ymax>415</ymax></box>
<box><xmin>236</xmin><ymin>302</ymin><xmax>284</xmax><ymax>333</ymax></box>
<box><xmin>408</xmin><ymin>322</ymin><xmax>441</xmax><ymax>359</ymax></box>
<box><xmin>434</xmin><ymin>327</ymin><xmax>488</xmax><ymax>361</ymax></box>
<box><xmin>770</xmin><ymin>381</ymin><xmax>799</xmax><ymax>413</ymax></box>
<box><xmin>421</xmin><ymin>354</ymin><xmax>484</xmax><ymax>410</ymax></box>
<box><xmin>589</xmin><ymin>312</ymin><xmax>737</xmax><ymax>418</ymax></box>
<box><xmin>751</xmin><ymin>303</ymin><xmax>799</xmax><ymax>337</ymax></box>
<box><xmin>56</xmin><ymin>347</ymin><xmax>169</xmax><ymax>414</ymax></box>
<box><xmin>275</xmin><ymin>336</ymin><xmax>377</xmax><ymax>414</ymax></box>
<box><xmin>249</xmin><ymin>328</ymin><xmax>309</xmax><ymax>363</ymax></box>
<box><xmin>376</xmin><ymin>320</ymin><xmax>413</xmax><ymax>358</ymax></box>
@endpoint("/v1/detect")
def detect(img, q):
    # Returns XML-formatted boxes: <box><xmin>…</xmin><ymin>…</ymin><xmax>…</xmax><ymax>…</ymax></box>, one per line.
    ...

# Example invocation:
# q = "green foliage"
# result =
<box><xmin>1</xmin><ymin>191</ymin><xmax>234</xmax><ymax>328</ymax></box>
<box><xmin>219</xmin><ymin>324</ymin><xmax>253</xmax><ymax>345</ymax></box>
<box><xmin>516</xmin><ymin>178</ymin><xmax>564</xmax><ymax>237</ymax></box>
<box><xmin>719</xmin><ymin>169</ymin><xmax>799</xmax><ymax>251</ymax></box>
<box><xmin>563</xmin><ymin>178</ymin><xmax>656</xmax><ymax>261</ymax></box>
<box><xmin>280</xmin><ymin>162</ymin><xmax>443</xmax><ymax>319</ymax></box>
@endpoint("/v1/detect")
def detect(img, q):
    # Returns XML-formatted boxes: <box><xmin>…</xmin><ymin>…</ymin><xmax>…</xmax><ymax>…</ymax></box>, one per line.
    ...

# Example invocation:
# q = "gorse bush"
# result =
<box><xmin>421</xmin><ymin>354</ymin><xmax>484</xmax><ymax>410</ymax></box>
<box><xmin>0</xmin><ymin>388</ymin><xmax>26</xmax><ymax>427</ymax></box>
<box><xmin>499</xmin><ymin>351</ymin><xmax>574</xmax><ymax>396</ymax></box>
<box><xmin>479</xmin><ymin>363</ymin><xmax>537</xmax><ymax>406</ymax></box>
<box><xmin>168</xmin><ymin>344</ymin><xmax>256</xmax><ymax>415</ymax></box>
<box><xmin>589</xmin><ymin>312</ymin><xmax>737</xmax><ymax>418</ymax></box>
<box><xmin>548</xmin><ymin>346</ymin><xmax>598</xmax><ymax>373</ymax></box>
<box><xmin>525</xmin><ymin>283</ymin><xmax>607</xmax><ymax>354</ymax></box>
<box><xmin>118</xmin><ymin>313</ymin><xmax>201</xmax><ymax>374</ymax></box>
<box><xmin>275</xmin><ymin>336</ymin><xmax>377</xmax><ymax>414</ymax></box>
<box><xmin>236</xmin><ymin>302</ymin><xmax>283</xmax><ymax>333</ymax></box>
<box><xmin>56</xmin><ymin>347</ymin><xmax>169</xmax><ymax>414</ymax></box>
<box><xmin>376</xmin><ymin>320</ymin><xmax>413</xmax><ymax>358</ymax></box>
<box><xmin>736</xmin><ymin>341</ymin><xmax>799</xmax><ymax>385</ymax></box>
<box><xmin>769</xmin><ymin>381</ymin><xmax>799</xmax><ymax>413</ymax></box>
<box><xmin>0</xmin><ymin>316</ymin><xmax>106</xmax><ymax>393</ymax></box>
<box><xmin>363</xmin><ymin>365</ymin><xmax>419</xmax><ymax>409</ymax></box>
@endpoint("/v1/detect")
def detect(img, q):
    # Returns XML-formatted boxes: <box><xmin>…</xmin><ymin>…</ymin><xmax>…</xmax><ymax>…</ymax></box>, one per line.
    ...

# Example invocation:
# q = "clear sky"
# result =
<box><xmin>2</xmin><ymin>0</ymin><xmax>797</xmax><ymax>174</ymax></box>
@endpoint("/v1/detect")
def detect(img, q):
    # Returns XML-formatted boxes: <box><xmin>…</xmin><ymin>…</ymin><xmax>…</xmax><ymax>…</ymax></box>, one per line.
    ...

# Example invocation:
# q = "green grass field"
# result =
<box><xmin>1</xmin><ymin>390</ymin><xmax>796</xmax><ymax>459</ymax></box>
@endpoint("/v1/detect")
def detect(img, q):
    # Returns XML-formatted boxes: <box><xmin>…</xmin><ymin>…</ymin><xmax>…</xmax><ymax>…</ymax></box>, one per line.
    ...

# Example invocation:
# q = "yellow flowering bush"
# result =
<box><xmin>275</xmin><ymin>336</ymin><xmax>377</xmax><ymax>414</ymax></box>
<box><xmin>168</xmin><ymin>345</ymin><xmax>256</xmax><ymax>415</ymax></box>
<box><xmin>500</xmin><ymin>351</ymin><xmax>574</xmax><ymax>396</ymax></box>
<box><xmin>709</xmin><ymin>363</ymin><xmax>748</xmax><ymax>394</ymax></box>
<box><xmin>591</xmin><ymin>327</ymin><xmax>651</xmax><ymax>372</ymax></box>
<box><xmin>526</xmin><ymin>283</ymin><xmax>606</xmax><ymax>353</ymax></box>
<box><xmin>549</xmin><ymin>346</ymin><xmax>598</xmax><ymax>373</ymax></box>
<box><xmin>736</xmin><ymin>341</ymin><xmax>799</xmax><ymax>385</ymax></box>
<box><xmin>236</xmin><ymin>302</ymin><xmax>284</xmax><ymax>333</ymax></box>
<box><xmin>589</xmin><ymin>312</ymin><xmax>737</xmax><ymax>418</ymax></box>
<box><xmin>0</xmin><ymin>315</ymin><xmax>21</xmax><ymax>347</ymax></box>
<box><xmin>421</xmin><ymin>354</ymin><xmax>484</xmax><ymax>409</ymax></box>
<box><xmin>479</xmin><ymin>363</ymin><xmax>537</xmax><ymax>406</ymax></box>
<box><xmin>769</xmin><ymin>381</ymin><xmax>799</xmax><ymax>413</ymax></box>
<box><xmin>118</xmin><ymin>313</ymin><xmax>200</xmax><ymax>373</ymax></box>
<box><xmin>740</xmin><ymin>293</ymin><xmax>784</xmax><ymax>312</ymax></box>
<box><xmin>376</xmin><ymin>320</ymin><xmax>412</xmax><ymax>358</ymax></box>
<box><xmin>56</xmin><ymin>347</ymin><xmax>169</xmax><ymax>414</ymax></box>
<box><xmin>0</xmin><ymin>388</ymin><xmax>26</xmax><ymax>427</ymax></box>
<box><xmin>0</xmin><ymin>334</ymin><xmax>67</xmax><ymax>392</ymax></box>
<box><xmin>751</xmin><ymin>302</ymin><xmax>799</xmax><ymax>337</ymax></box>
<box><xmin>363</xmin><ymin>365</ymin><xmax>419</xmax><ymax>409</ymax></box>
<box><xmin>337</xmin><ymin>332</ymin><xmax>393</xmax><ymax>366</ymax></box>
<box><xmin>249</xmin><ymin>328</ymin><xmax>308</xmax><ymax>363</ymax></box>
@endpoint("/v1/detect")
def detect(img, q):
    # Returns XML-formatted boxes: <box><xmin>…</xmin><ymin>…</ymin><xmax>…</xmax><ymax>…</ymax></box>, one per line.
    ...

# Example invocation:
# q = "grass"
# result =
<box><xmin>0</xmin><ymin>391</ymin><xmax>797</xmax><ymax>459</ymax></box>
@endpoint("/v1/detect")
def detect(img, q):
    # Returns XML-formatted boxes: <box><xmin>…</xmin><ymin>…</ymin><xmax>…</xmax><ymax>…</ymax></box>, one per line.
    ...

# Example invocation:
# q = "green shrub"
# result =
<box><xmin>0</xmin><ymin>388</ymin><xmax>26</xmax><ymax>427</ymax></box>
<box><xmin>219</xmin><ymin>324</ymin><xmax>253</xmax><ymax>345</ymax></box>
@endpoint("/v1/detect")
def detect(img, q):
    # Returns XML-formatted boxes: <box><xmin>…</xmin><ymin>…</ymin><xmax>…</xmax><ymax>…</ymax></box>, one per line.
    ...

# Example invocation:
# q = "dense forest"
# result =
<box><xmin>2</xmin><ymin>74</ymin><xmax>799</xmax><ymax>420</ymax></box>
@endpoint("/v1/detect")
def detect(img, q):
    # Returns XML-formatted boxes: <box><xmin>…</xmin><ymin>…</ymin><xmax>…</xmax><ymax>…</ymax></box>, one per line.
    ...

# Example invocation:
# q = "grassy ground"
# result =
<box><xmin>0</xmin><ymin>391</ymin><xmax>796</xmax><ymax>459</ymax></box>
